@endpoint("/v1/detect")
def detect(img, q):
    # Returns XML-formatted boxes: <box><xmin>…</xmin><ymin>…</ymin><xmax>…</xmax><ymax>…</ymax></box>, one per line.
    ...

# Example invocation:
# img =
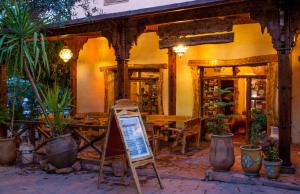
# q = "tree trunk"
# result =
<box><xmin>23</xmin><ymin>61</ymin><xmax>52</xmax><ymax>129</ymax></box>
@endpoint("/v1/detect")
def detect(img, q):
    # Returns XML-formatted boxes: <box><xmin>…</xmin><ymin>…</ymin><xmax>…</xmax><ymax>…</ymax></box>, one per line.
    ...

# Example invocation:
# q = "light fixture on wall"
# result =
<box><xmin>59</xmin><ymin>46</ymin><xmax>73</xmax><ymax>63</ymax></box>
<box><xmin>173</xmin><ymin>44</ymin><xmax>188</xmax><ymax>57</ymax></box>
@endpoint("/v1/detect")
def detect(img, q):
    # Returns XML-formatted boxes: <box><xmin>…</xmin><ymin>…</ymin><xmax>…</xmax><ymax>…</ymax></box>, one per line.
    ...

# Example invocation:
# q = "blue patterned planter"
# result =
<box><xmin>240</xmin><ymin>145</ymin><xmax>262</xmax><ymax>177</ymax></box>
<box><xmin>263</xmin><ymin>159</ymin><xmax>282</xmax><ymax>179</ymax></box>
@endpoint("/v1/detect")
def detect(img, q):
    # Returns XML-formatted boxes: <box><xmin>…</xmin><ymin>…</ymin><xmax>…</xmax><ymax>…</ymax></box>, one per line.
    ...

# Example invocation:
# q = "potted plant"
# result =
<box><xmin>261</xmin><ymin>135</ymin><xmax>282</xmax><ymax>179</ymax></box>
<box><xmin>40</xmin><ymin>84</ymin><xmax>77</xmax><ymax>169</ymax></box>
<box><xmin>0</xmin><ymin>0</ymin><xmax>54</xmax><ymax>166</ymax></box>
<box><xmin>0</xmin><ymin>2</ymin><xmax>77</xmax><ymax>169</ymax></box>
<box><xmin>240</xmin><ymin>109</ymin><xmax>267</xmax><ymax>177</ymax></box>
<box><xmin>207</xmin><ymin>88</ymin><xmax>235</xmax><ymax>171</ymax></box>
<box><xmin>0</xmin><ymin>106</ymin><xmax>17</xmax><ymax>165</ymax></box>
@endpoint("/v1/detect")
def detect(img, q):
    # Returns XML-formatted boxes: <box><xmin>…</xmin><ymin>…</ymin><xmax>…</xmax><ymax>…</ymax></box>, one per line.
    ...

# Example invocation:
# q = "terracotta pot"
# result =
<box><xmin>240</xmin><ymin>145</ymin><xmax>262</xmax><ymax>177</ymax></box>
<box><xmin>0</xmin><ymin>124</ymin><xmax>7</xmax><ymax>137</ymax></box>
<box><xmin>0</xmin><ymin>137</ymin><xmax>17</xmax><ymax>165</ymax></box>
<box><xmin>263</xmin><ymin>159</ymin><xmax>282</xmax><ymax>179</ymax></box>
<box><xmin>45</xmin><ymin>134</ymin><xmax>77</xmax><ymax>169</ymax></box>
<box><xmin>209</xmin><ymin>133</ymin><xmax>235</xmax><ymax>171</ymax></box>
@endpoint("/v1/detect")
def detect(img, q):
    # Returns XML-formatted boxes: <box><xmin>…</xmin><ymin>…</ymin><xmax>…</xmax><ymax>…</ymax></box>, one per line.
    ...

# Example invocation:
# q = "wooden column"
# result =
<box><xmin>0</xmin><ymin>64</ymin><xmax>6</xmax><ymax>109</ymax></box>
<box><xmin>245</xmin><ymin>78</ymin><xmax>252</xmax><ymax>143</ymax></box>
<box><xmin>168</xmin><ymin>48</ymin><xmax>176</xmax><ymax>115</ymax></box>
<box><xmin>116</xmin><ymin>57</ymin><xmax>129</xmax><ymax>99</ymax></box>
<box><xmin>251</xmin><ymin>1</ymin><xmax>300</xmax><ymax>169</ymax></box>
<box><xmin>277</xmin><ymin>50</ymin><xmax>292</xmax><ymax>166</ymax></box>
<box><xmin>65</xmin><ymin>38</ymin><xmax>88</xmax><ymax>115</ymax></box>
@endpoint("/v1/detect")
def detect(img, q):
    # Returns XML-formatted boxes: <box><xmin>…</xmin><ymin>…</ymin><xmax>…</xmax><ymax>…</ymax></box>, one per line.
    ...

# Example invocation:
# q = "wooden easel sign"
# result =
<box><xmin>98</xmin><ymin>99</ymin><xmax>163</xmax><ymax>194</ymax></box>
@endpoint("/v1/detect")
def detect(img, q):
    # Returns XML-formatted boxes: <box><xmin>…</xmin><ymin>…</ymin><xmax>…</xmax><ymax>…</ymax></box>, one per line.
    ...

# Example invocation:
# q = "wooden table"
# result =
<box><xmin>14</xmin><ymin>120</ymin><xmax>108</xmax><ymax>156</ymax></box>
<box><xmin>68</xmin><ymin>122</ymin><xmax>107</xmax><ymax>155</ymax></box>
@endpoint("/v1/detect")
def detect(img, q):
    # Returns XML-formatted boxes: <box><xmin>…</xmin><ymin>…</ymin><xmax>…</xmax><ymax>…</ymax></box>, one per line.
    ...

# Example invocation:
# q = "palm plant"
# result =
<box><xmin>40</xmin><ymin>84</ymin><xmax>72</xmax><ymax>136</ymax></box>
<box><xmin>0</xmin><ymin>0</ymin><xmax>52</xmax><ymax>131</ymax></box>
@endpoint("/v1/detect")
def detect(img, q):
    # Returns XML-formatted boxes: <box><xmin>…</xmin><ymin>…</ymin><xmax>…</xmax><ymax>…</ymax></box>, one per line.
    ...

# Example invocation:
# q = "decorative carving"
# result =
<box><xmin>188</xmin><ymin>54</ymin><xmax>278</xmax><ymax>68</ymax></box>
<box><xmin>101</xmin><ymin>20</ymin><xmax>145</xmax><ymax>60</ymax></box>
<box><xmin>159</xmin><ymin>33</ymin><xmax>234</xmax><ymax>49</ymax></box>
<box><xmin>157</xmin><ymin>18</ymin><xmax>233</xmax><ymax>39</ymax></box>
<box><xmin>250</xmin><ymin>0</ymin><xmax>300</xmax><ymax>51</ymax></box>
<box><xmin>101</xmin><ymin>20</ymin><xmax>146</xmax><ymax>99</ymax></box>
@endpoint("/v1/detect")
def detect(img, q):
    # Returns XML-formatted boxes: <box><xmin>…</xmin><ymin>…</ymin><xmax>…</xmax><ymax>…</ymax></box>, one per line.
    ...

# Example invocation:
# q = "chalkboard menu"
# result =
<box><xmin>98</xmin><ymin>99</ymin><xmax>163</xmax><ymax>193</ymax></box>
<box><xmin>119</xmin><ymin>116</ymin><xmax>150</xmax><ymax>160</ymax></box>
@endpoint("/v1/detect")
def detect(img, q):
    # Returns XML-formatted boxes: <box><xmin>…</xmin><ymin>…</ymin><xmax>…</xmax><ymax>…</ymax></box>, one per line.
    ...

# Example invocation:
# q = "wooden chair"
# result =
<box><xmin>144</xmin><ymin>123</ymin><xmax>160</xmax><ymax>156</ymax></box>
<box><xmin>167</xmin><ymin>117</ymin><xmax>202</xmax><ymax>154</ymax></box>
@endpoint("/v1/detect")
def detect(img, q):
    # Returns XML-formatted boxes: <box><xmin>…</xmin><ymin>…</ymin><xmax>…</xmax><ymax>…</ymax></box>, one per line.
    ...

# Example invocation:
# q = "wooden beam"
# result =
<box><xmin>99</xmin><ymin>63</ymin><xmax>168</xmax><ymax>72</ymax></box>
<box><xmin>44</xmin><ymin>32</ymin><xmax>100</xmax><ymax>41</ymax></box>
<box><xmin>203</xmin><ymin>75</ymin><xmax>267</xmax><ymax>79</ymax></box>
<box><xmin>157</xmin><ymin>18</ymin><xmax>233</xmax><ymax>39</ymax></box>
<box><xmin>134</xmin><ymin>1</ymin><xmax>250</xmax><ymax>27</ymax></box>
<box><xmin>168</xmin><ymin>48</ymin><xmax>176</xmax><ymax>115</ymax></box>
<box><xmin>159</xmin><ymin>33</ymin><xmax>234</xmax><ymax>49</ymax></box>
<box><xmin>188</xmin><ymin>54</ymin><xmax>278</xmax><ymax>68</ymax></box>
<box><xmin>45</xmin><ymin>1</ymin><xmax>250</xmax><ymax>37</ymax></box>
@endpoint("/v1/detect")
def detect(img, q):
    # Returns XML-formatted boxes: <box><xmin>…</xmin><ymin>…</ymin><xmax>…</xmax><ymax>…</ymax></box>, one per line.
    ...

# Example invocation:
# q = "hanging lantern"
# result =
<box><xmin>173</xmin><ymin>44</ymin><xmax>188</xmax><ymax>57</ymax></box>
<box><xmin>59</xmin><ymin>46</ymin><xmax>73</xmax><ymax>63</ymax></box>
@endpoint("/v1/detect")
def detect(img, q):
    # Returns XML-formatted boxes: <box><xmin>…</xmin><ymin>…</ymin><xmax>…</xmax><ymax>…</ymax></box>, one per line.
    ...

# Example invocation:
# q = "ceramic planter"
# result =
<box><xmin>209</xmin><ymin>133</ymin><xmax>235</xmax><ymax>171</ymax></box>
<box><xmin>45</xmin><ymin>133</ymin><xmax>78</xmax><ymax>169</ymax></box>
<box><xmin>263</xmin><ymin>159</ymin><xmax>282</xmax><ymax>179</ymax></box>
<box><xmin>240</xmin><ymin>145</ymin><xmax>262</xmax><ymax>177</ymax></box>
<box><xmin>0</xmin><ymin>137</ymin><xmax>17</xmax><ymax>165</ymax></box>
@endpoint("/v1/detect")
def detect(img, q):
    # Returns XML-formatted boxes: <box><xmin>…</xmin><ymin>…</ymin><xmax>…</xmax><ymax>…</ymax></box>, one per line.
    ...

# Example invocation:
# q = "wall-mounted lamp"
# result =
<box><xmin>173</xmin><ymin>44</ymin><xmax>188</xmax><ymax>57</ymax></box>
<box><xmin>59</xmin><ymin>46</ymin><xmax>73</xmax><ymax>63</ymax></box>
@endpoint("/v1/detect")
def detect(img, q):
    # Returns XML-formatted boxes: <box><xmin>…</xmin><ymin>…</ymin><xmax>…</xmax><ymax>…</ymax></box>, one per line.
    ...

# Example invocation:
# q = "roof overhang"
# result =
<box><xmin>45</xmin><ymin>0</ymin><xmax>251</xmax><ymax>38</ymax></box>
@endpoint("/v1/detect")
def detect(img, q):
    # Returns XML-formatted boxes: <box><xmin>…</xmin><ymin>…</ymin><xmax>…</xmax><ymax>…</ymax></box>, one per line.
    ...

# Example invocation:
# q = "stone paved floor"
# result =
<box><xmin>1</xmin><ymin>142</ymin><xmax>300</xmax><ymax>194</ymax></box>
<box><xmin>0</xmin><ymin>166</ymin><xmax>299</xmax><ymax>194</ymax></box>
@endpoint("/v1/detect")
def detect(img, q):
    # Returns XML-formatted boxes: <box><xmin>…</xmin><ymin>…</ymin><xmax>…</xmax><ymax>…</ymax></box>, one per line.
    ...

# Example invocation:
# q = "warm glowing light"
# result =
<box><xmin>173</xmin><ymin>44</ymin><xmax>188</xmax><ymax>57</ymax></box>
<box><xmin>59</xmin><ymin>47</ymin><xmax>73</xmax><ymax>62</ymax></box>
<box><xmin>210</xmin><ymin>60</ymin><xmax>218</xmax><ymax>66</ymax></box>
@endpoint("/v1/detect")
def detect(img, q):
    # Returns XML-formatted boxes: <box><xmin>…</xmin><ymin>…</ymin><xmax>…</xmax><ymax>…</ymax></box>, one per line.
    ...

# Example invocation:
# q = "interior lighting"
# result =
<box><xmin>173</xmin><ymin>44</ymin><xmax>188</xmax><ymax>57</ymax></box>
<box><xmin>59</xmin><ymin>46</ymin><xmax>73</xmax><ymax>63</ymax></box>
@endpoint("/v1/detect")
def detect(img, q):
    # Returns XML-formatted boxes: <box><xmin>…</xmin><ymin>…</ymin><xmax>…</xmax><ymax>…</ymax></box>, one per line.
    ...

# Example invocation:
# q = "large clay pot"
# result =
<box><xmin>263</xmin><ymin>159</ymin><xmax>282</xmax><ymax>179</ymax></box>
<box><xmin>209</xmin><ymin>133</ymin><xmax>235</xmax><ymax>171</ymax></box>
<box><xmin>0</xmin><ymin>137</ymin><xmax>17</xmax><ymax>165</ymax></box>
<box><xmin>240</xmin><ymin>145</ymin><xmax>262</xmax><ymax>177</ymax></box>
<box><xmin>45</xmin><ymin>134</ymin><xmax>77</xmax><ymax>169</ymax></box>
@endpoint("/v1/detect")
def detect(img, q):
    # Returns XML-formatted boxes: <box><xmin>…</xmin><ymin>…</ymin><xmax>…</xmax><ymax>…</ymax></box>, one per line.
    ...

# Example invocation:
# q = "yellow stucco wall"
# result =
<box><xmin>175</xmin><ymin>23</ymin><xmax>276</xmax><ymax>116</ymax></box>
<box><xmin>130</xmin><ymin>32</ymin><xmax>169</xmax><ymax>114</ymax></box>
<box><xmin>77</xmin><ymin>37</ymin><xmax>115</xmax><ymax>113</ymax></box>
<box><xmin>76</xmin><ymin>23</ymin><xmax>300</xmax><ymax>143</ymax></box>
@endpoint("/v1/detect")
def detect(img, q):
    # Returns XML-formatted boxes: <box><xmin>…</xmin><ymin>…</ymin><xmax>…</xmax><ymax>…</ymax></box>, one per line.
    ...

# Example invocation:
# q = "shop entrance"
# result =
<box><xmin>189</xmin><ymin>55</ymin><xmax>277</xmax><ymax>144</ymax></box>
